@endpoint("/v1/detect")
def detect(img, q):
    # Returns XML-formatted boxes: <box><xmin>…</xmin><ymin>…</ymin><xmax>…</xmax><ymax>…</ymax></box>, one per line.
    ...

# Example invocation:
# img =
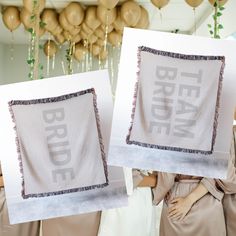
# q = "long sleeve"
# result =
<box><xmin>201</xmin><ymin>178</ymin><xmax>223</xmax><ymax>200</ymax></box>
<box><xmin>152</xmin><ymin>172</ymin><xmax>176</xmax><ymax>205</ymax></box>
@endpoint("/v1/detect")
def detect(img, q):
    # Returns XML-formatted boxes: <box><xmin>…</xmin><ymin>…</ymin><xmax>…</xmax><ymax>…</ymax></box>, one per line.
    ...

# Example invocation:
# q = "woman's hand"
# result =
<box><xmin>168</xmin><ymin>196</ymin><xmax>193</xmax><ymax>221</ymax></box>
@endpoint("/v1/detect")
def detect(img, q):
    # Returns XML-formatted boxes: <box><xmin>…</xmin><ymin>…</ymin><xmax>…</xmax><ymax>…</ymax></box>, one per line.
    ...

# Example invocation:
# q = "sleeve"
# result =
<box><xmin>201</xmin><ymin>178</ymin><xmax>223</xmax><ymax>201</ymax></box>
<box><xmin>152</xmin><ymin>172</ymin><xmax>176</xmax><ymax>205</ymax></box>
<box><xmin>216</xmin><ymin>135</ymin><xmax>236</xmax><ymax>194</ymax></box>
<box><xmin>132</xmin><ymin>169</ymin><xmax>145</xmax><ymax>189</ymax></box>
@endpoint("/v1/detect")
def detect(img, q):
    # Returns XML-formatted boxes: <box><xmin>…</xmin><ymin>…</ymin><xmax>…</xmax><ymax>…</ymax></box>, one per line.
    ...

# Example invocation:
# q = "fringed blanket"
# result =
<box><xmin>126</xmin><ymin>46</ymin><xmax>225</xmax><ymax>154</ymax></box>
<box><xmin>9</xmin><ymin>88</ymin><xmax>108</xmax><ymax>199</ymax></box>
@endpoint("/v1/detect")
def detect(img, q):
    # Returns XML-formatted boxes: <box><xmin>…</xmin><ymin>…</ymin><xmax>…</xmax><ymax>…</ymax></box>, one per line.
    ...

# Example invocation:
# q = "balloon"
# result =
<box><xmin>113</xmin><ymin>7</ymin><xmax>127</xmax><ymax>31</ymax></box>
<box><xmin>81</xmin><ymin>23</ymin><xmax>93</xmax><ymax>36</ymax></box>
<box><xmin>96</xmin><ymin>38</ymin><xmax>105</xmax><ymax>47</ymax></box>
<box><xmin>185</xmin><ymin>0</ymin><xmax>203</xmax><ymax>8</ymax></box>
<box><xmin>51</xmin><ymin>25</ymin><xmax>63</xmax><ymax>36</ymax></box>
<box><xmin>121</xmin><ymin>1</ymin><xmax>141</xmax><ymax>27</ymax></box>
<box><xmin>94</xmin><ymin>27</ymin><xmax>105</xmax><ymax>39</ymax></box>
<box><xmin>92</xmin><ymin>44</ymin><xmax>101</xmax><ymax>56</ymax></box>
<box><xmin>108</xmin><ymin>30</ymin><xmax>122</xmax><ymax>46</ymax></box>
<box><xmin>59</xmin><ymin>11</ymin><xmax>74</xmax><ymax>32</ymax></box>
<box><xmin>20</xmin><ymin>8</ymin><xmax>33</xmax><ymax>29</ymax></box>
<box><xmin>2</xmin><ymin>6</ymin><xmax>21</xmax><ymax>31</ymax></box>
<box><xmin>23</xmin><ymin>0</ymin><xmax>45</xmax><ymax>13</ymax></box>
<box><xmin>85</xmin><ymin>6</ymin><xmax>101</xmax><ymax>30</ymax></box>
<box><xmin>63</xmin><ymin>30</ymin><xmax>73</xmax><ymax>41</ymax></box>
<box><xmin>74</xmin><ymin>43</ymin><xmax>87</xmax><ymax>61</ymax></box>
<box><xmin>97</xmin><ymin>5</ymin><xmax>117</xmax><ymax>25</ymax></box>
<box><xmin>80</xmin><ymin>30</ymin><xmax>89</xmax><ymax>40</ymax></box>
<box><xmin>88</xmin><ymin>34</ymin><xmax>98</xmax><ymax>44</ymax></box>
<box><xmin>98</xmin><ymin>0</ymin><xmax>119</xmax><ymax>9</ymax></box>
<box><xmin>69</xmin><ymin>26</ymin><xmax>81</xmax><ymax>36</ymax></box>
<box><xmin>151</xmin><ymin>0</ymin><xmax>170</xmax><ymax>9</ymax></box>
<box><xmin>71</xmin><ymin>34</ymin><xmax>81</xmax><ymax>43</ymax></box>
<box><xmin>99</xmin><ymin>50</ymin><xmax>108</xmax><ymax>61</ymax></box>
<box><xmin>54</xmin><ymin>34</ymin><xmax>65</xmax><ymax>44</ymax></box>
<box><xmin>208</xmin><ymin>0</ymin><xmax>228</xmax><ymax>6</ymax></box>
<box><xmin>44</xmin><ymin>40</ymin><xmax>58</xmax><ymax>58</ymax></box>
<box><xmin>65</xmin><ymin>2</ymin><xmax>84</xmax><ymax>26</ymax></box>
<box><xmin>135</xmin><ymin>6</ymin><xmax>149</xmax><ymax>29</ymax></box>
<box><xmin>100</xmin><ymin>24</ymin><xmax>114</xmax><ymax>33</ymax></box>
<box><xmin>41</xmin><ymin>9</ymin><xmax>58</xmax><ymax>32</ymax></box>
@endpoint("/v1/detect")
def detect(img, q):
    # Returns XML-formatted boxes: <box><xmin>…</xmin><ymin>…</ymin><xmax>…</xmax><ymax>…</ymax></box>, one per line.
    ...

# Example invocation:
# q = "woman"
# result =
<box><xmin>216</xmin><ymin>125</ymin><xmax>236</xmax><ymax>236</ymax></box>
<box><xmin>152</xmin><ymin>171</ymin><xmax>226</xmax><ymax>236</ymax></box>
<box><xmin>0</xmin><ymin>164</ymin><xmax>40</xmax><ymax>236</ymax></box>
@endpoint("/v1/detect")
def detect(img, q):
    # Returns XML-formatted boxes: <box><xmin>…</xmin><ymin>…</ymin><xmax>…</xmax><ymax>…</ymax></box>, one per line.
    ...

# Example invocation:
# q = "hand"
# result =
<box><xmin>168</xmin><ymin>197</ymin><xmax>193</xmax><ymax>221</ymax></box>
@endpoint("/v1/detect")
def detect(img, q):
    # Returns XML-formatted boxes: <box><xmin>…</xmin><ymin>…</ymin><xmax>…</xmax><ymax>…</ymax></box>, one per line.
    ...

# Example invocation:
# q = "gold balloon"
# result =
<box><xmin>99</xmin><ymin>50</ymin><xmax>108</xmax><ymax>61</ymax></box>
<box><xmin>88</xmin><ymin>34</ymin><xmax>98</xmax><ymax>44</ymax></box>
<box><xmin>65</xmin><ymin>2</ymin><xmax>84</xmax><ymax>26</ymax></box>
<box><xmin>96</xmin><ymin>38</ymin><xmax>105</xmax><ymax>47</ymax></box>
<box><xmin>20</xmin><ymin>8</ymin><xmax>33</xmax><ymax>29</ymax></box>
<box><xmin>98</xmin><ymin>0</ymin><xmax>119</xmax><ymax>9</ymax></box>
<box><xmin>108</xmin><ymin>30</ymin><xmax>122</xmax><ymax>46</ymax></box>
<box><xmin>74</xmin><ymin>43</ymin><xmax>87</xmax><ymax>61</ymax></box>
<box><xmin>71</xmin><ymin>34</ymin><xmax>81</xmax><ymax>43</ymax></box>
<box><xmin>100</xmin><ymin>24</ymin><xmax>114</xmax><ymax>33</ymax></box>
<box><xmin>44</xmin><ymin>40</ymin><xmax>58</xmax><ymax>58</ymax></box>
<box><xmin>2</xmin><ymin>6</ymin><xmax>21</xmax><ymax>31</ymax></box>
<box><xmin>113</xmin><ymin>7</ymin><xmax>127</xmax><ymax>32</ymax></box>
<box><xmin>80</xmin><ymin>30</ymin><xmax>89</xmax><ymax>40</ymax></box>
<box><xmin>94</xmin><ymin>28</ymin><xmax>105</xmax><ymax>39</ymax></box>
<box><xmin>185</xmin><ymin>0</ymin><xmax>204</xmax><ymax>8</ymax></box>
<box><xmin>54</xmin><ymin>34</ymin><xmax>65</xmax><ymax>44</ymax></box>
<box><xmin>208</xmin><ymin>0</ymin><xmax>228</xmax><ymax>6</ymax></box>
<box><xmin>82</xmin><ymin>23</ymin><xmax>93</xmax><ymax>36</ymax></box>
<box><xmin>51</xmin><ymin>25</ymin><xmax>63</xmax><ymax>36</ymax></box>
<box><xmin>23</xmin><ymin>0</ymin><xmax>45</xmax><ymax>13</ymax></box>
<box><xmin>121</xmin><ymin>1</ymin><xmax>141</xmax><ymax>27</ymax></box>
<box><xmin>69</xmin><ymin>26</ymin><xmax>81</xmax><ymax>36</ymax></box>
<box><xmin>92</xmin><ymin>44</ymin><xmax>101</xmax><ymax>56</ymax></box>
<box><xmin>135</xmin><ymin>6</ymin><xmax>149</xmax><ymax>29</ymax></box>
<box><xmin>63</xmin><ymin>30</ymin><xmax>72</xmax><ymax>41</ymax></box>
<box><xmin>59</xmin><ymin>11</ymin><xmax>74</xmax><ymax>32</ymax></box>
<box><xmin>151</xmin><ymin>0</ymin><xmax>170</xmax><ymax>9</ymax></box>
<box><xmin>97</xmin><ymin>5</ymin><xmax>117</xmax><ymax>25</ymax></box>
<box><xmin>85</xmin><ymin>6</ymin><xmax>101</xmax><ymax>30</ymax></box>
<box><xmin>41</xmin><ymin>9</ymin><xmax>58</xmax><ymax>32</ymax></box>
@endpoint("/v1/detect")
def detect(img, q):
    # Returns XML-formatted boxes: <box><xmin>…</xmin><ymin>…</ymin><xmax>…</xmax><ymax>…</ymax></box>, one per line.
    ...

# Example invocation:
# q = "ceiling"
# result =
<box><xmin>0</xmin><ymin>0</ymin><xmax>213</xmax><ymax>44</ymax></box>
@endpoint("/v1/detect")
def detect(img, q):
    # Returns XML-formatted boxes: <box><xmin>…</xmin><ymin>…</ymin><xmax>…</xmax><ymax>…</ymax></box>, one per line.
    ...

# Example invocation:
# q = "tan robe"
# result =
<box><xmin>0</xmin><ymin>164</ymin><xmax>40</xmax><ymax>236</ymax></box>
<box><xmin>152</xmin><ymin>172</ymin><xmax>226</xmax><ymax>236</ymax></box>
<box><xmin>216</xmin><ymin>126</ymin><xmax>236</xmax><ymax>236</ymax></box>
<box><xmin>42</xmin><ymin>212</ymin><xmax>101</xmax><ymax>236</ymax></box>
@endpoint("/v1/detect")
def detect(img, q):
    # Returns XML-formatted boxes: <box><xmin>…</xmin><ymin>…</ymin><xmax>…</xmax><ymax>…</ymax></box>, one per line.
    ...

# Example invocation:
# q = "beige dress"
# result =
<box><xmin>0</xmin><ymin>164</ymin><xmax>40</xmax><ymax>236</ymax></box>
<box><xmin>152</xmin><ymin>172</ymin><xmax>226</xmax><ymax>236</ymax></box>
<box><xmin>216</xmin><ymin>126</ymin><xmax>236</xmax><ymax>236</ymax></box>
<box><xmin>42</xmin><ymin>212</ymin><xmax>101</xmax><ymax>236</ymax></box>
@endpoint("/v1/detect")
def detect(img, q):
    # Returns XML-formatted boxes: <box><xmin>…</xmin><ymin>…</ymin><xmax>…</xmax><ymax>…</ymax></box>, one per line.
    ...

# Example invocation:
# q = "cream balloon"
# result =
<box><xmin>121</xmin><ymin>1</ymin><xmax>141</xmax><ymax>27</ymax></box>
<box><xmin>23</xmin><ymin>0</ymin><xmax>45</xmax><ymax>13</ymax></box>
<box><xmin>65</xmin><ymin>2</ymin><xmax>84</xmax><ymax>26</ymax></box>
<box><xmin>208</xmin><ymin>0</ymin><xmax>228</xmax><ymax>6</ymax></box>
<box><xmin>2</xmin><ymin>6</ymin><xmax>21</xmax><ymax>31</ymax></box>
<box><xmin>97</xmin><ymin>5</ymin><xmax>117</xmax><ymax>25</ymax></box>
<box><xmin>135</xmin><ymin>6</ymin><xmax>149</xmax><ymax>29</ymax></box>
<box><xmin>92</xmin><ymin>44</ymin><xmax>101</xmax><ymax>56</ymax></box>
<box><xmin>85</xmin><ymin>6</ymin><xmax>101</xmax><ymax>30</ymax></box>
<box><xmin>185</xmin><ymin>0</ymin><xmax>204</xmax><ymax>8</ymax></box>
<box><xmin>59</xmin><ymin>11</ymin><xmax>74</xmax><ymax>32</ymax></box>
<box><xmin>41</xmin><ymin>9</ymin><xmax>58</xmax><ymax>32</ymax></box>
<box><xmin>108</xmin><ymin>30</ymin><xmax>122</xmax><ymax>46</ymax></box>
<box><xmin>69</xmin><ymin>26</ymin><xmax>81</xmax><ymax>36</ymax></box>
<box><xmin>44</xmin><ymin>40</ymin><xmax>58</xmax><ymax>58</ymax></box>
<box><xmin>98</xmin><ymin>0</ymin><xmax>119</xmax><ymax>9</ymax></box>
<box><xmin>151</xmin><ymin>0</ymin><xmax>170</xmax><ymax>9</ymax></box>
<box><xmin>82</xmin><ymin>23</ymin><xmax>93</xmax><ymax>36</ymax></box>
<box><xmin>74</xmin><ymin>43</ymin><xmax>87</xmax><ymax>61</ymax></box>
<box><xmin>20</xmin><ymin>8</ymin><xmax>33</xmax><ymax>29</ymax></box>
<box><xmin>113</xmin><ymin>7</ymin><xmax>127</xmax><ymax>31</ymax></box>
<box><xmin>54</xmin><ymin>34</ymin><xmax>65</xmax><ymax>44</ymax></box>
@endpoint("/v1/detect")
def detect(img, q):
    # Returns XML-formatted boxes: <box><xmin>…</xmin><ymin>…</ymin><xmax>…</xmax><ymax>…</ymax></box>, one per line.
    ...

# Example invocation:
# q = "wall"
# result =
<box><xmin>0</xmin><ymin>43</ymin><xmax>120</xmax><ymax>95</ymax></box>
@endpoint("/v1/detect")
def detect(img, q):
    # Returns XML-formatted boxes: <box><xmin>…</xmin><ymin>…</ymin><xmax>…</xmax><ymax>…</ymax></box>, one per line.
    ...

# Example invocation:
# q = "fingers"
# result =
<box><xmin>170</xmin><ymin>198</ymin><xmax>180</xmax><ymax>204</ymax></box>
